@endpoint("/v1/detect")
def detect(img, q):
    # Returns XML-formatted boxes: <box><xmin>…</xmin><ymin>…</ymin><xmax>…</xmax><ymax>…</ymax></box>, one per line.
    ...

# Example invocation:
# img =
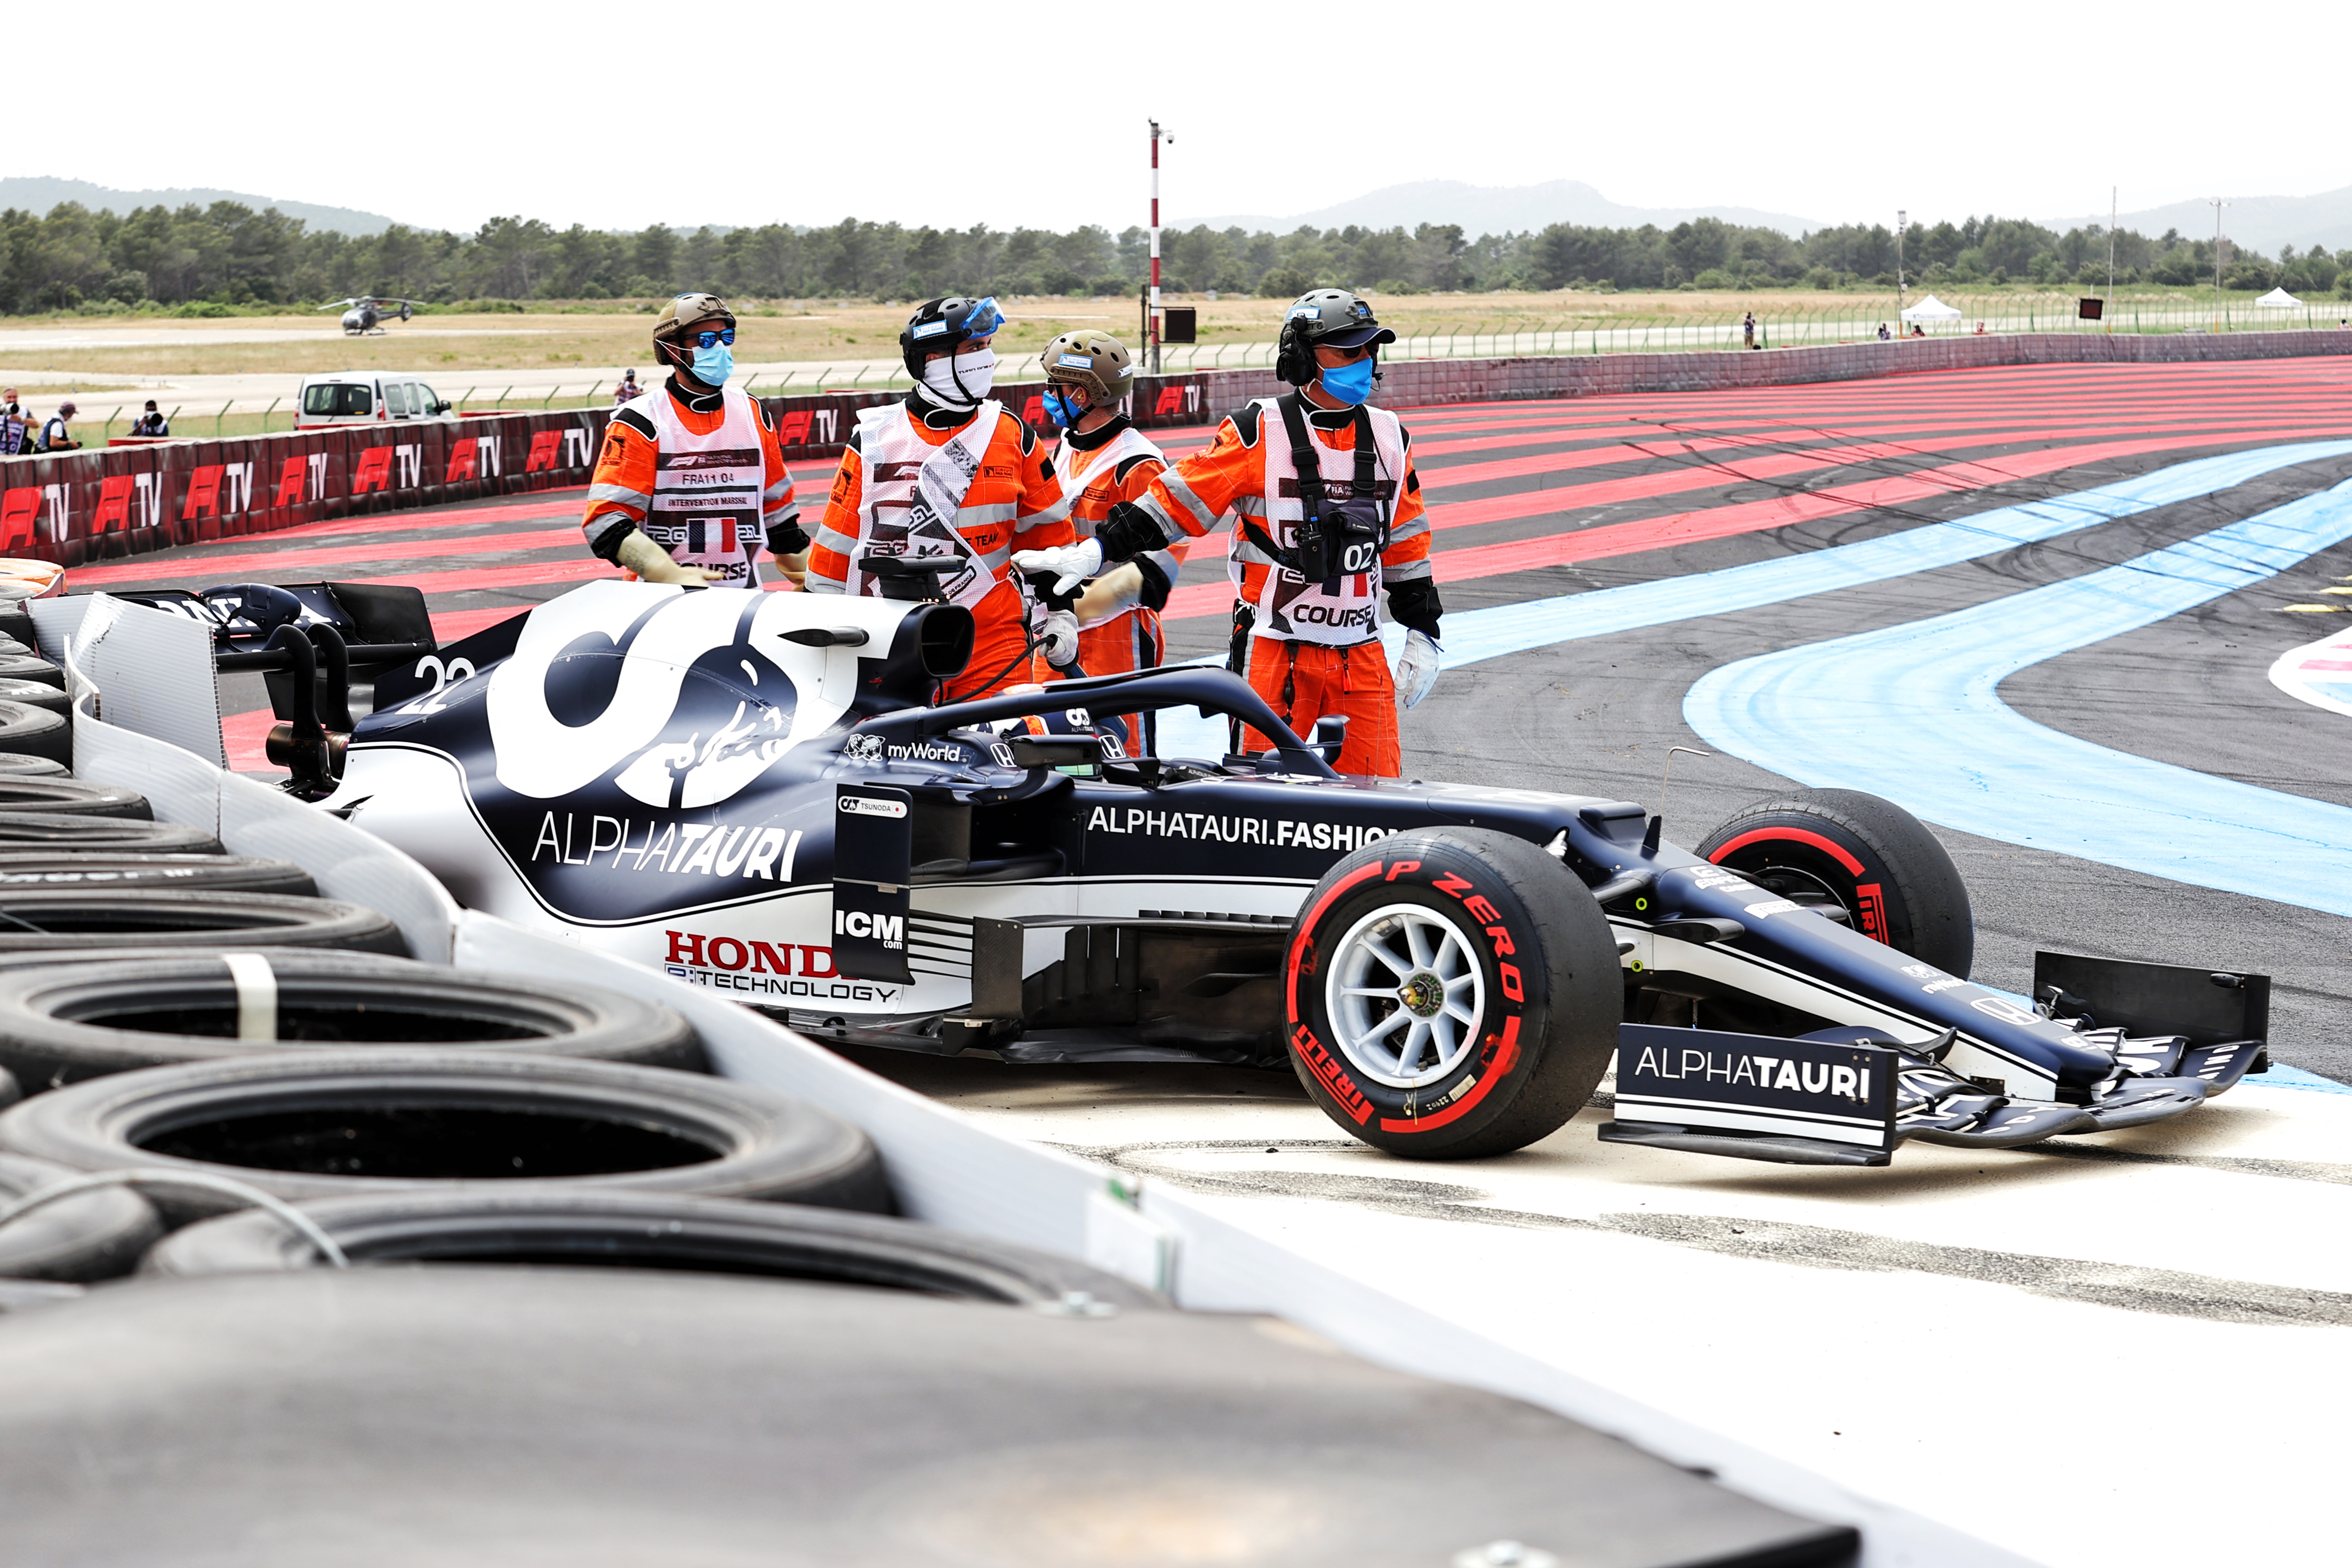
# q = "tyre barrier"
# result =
<box><xmin>0</xmin><ymin>654</ymin><xmax>62</xmax><ymax>692</ymax></box>
<box><xmin>0</xmin><ymin>1267</ymin><xmax>1855</xmax><ymax>1565</ymax></box>
<box><xmin>0</xmin><ymin>812</ymin><xmax>219</xmax><ymax>852</ymax></box>
<box><xmin>0</xmin><ymin>1049</ymin><xmax>890</xmax><ymax>1221</ymax></box>
<box><xmin>144</xmin><ymin>1188</ymin><xmax>1156</xmax><ymax>1307</ymax></box>
<box><xmin>0</xmin><ymin>1149</ymin><xmax>162</xmax><ymax>1280</ymax></box>
<box><xmin>0</xmin><ymin>779</ymin><xmax>150</xmax><ymax>818</ymax></box>
<box><xmin>0</xmin><ymin>701</ymin><xmax>68</xmax><ymax>766</ymax></box>
<box><xmin>0</xmin><ymin>853</ymin><xmax>315</xmax><ymax>897</ymax></box>
<box><xmin>0</xmin><ymin>952</ymin><xmax>703</xmax><ymax>1090</ymax></box>
<box><xmin>0</xmin><ymin>752</ymin><xmax>67</xmax><ymax>777</ymax></box>
<box><xmin>0</xmin><ymin>888</ymin><xmax>406</xmax><ymax>956</ymax></box>
<box><xmin>0</xmin><ymin>678</ymin><xmax>67</xmax><ymax>719</ymax></box>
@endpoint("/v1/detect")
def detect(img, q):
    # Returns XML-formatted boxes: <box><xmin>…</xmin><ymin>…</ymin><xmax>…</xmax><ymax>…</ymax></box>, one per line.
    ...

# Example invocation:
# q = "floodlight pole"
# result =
<box><xmin>1896</xmin><ymin>210</ymin><xmax>1907</xmax><ymax>329</ymax></box>
<box><xmin>1148</xmin><ymin>120</ymin><xmax>1172</xmax><ymax>373</ymax></box>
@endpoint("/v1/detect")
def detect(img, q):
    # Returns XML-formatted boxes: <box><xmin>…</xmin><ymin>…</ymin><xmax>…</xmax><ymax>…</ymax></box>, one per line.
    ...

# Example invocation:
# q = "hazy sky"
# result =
<box><xmin>51</xmin><ymin>1</ymin><xmax>2346</xmax><ymax>235</ymax></box>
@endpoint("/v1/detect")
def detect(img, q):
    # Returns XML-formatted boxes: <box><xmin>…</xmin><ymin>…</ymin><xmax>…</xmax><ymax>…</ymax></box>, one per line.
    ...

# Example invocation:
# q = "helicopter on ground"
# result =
<box><xmin>318</xmin><ymin>297</ymin><xmax>417</xmax><ymax>336</ymax></box>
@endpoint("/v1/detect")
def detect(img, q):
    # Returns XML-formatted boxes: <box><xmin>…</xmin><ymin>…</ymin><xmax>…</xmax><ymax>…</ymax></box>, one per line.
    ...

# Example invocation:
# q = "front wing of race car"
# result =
<box><xmin>1599</xmin><ymin>952</ymin><xmax>2269</xmax><ymax>1167</ymax></box>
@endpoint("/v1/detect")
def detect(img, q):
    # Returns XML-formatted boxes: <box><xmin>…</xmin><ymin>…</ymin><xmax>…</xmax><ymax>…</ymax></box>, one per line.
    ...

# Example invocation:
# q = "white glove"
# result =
<box><xmin>1037</xmin><ymin>607</ymin><xmax>1080</xmax><ymax>669</ymax></box>
<box><xmin>1012</xmin><ymin>536</ymin><xmax>1103</xmax><ymax>597</ymax></box>
<box><xmin>1393</xmin><ymin>628</ymin><xmax>1442</xmax><ymax>710</ymax></box>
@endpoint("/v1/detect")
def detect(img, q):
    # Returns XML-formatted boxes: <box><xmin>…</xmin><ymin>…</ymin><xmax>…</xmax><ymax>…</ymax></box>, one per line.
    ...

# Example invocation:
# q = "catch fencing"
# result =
<box><xmin>14</xmin><ymin>328</ymin><xmax>2352</xmax><ymax>570</ymax></box>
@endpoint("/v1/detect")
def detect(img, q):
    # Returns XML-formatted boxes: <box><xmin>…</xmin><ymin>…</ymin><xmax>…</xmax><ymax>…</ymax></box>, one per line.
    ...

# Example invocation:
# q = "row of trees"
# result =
<box><xmin>0</xmin><ymin>200</ymin><xmax>2342</xmax><ymax>313</ymax></box>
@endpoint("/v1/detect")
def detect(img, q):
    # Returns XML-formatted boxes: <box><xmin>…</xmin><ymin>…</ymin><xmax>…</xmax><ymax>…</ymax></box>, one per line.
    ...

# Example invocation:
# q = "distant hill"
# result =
<box><xmin>1190</xmin><ymin>179</ymin><xmax>1829</xmax><ymax>239</ymax></box>
<box><xmin>2084</xmin><ymin>186</ymin><xmax>2352</xmax><ymax>256</ymax></box>
<box><xmin>0</xmin><ymin>178</ymin><xmax>401</xmax><ymax>236</ymax></box>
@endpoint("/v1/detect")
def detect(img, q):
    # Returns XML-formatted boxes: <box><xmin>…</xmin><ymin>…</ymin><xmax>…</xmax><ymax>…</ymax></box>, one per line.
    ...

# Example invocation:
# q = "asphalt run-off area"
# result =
<box><xmin>84</xmin><ymin>356</ymin><xmax>2352</xmax><ymax>1567</ymax></box>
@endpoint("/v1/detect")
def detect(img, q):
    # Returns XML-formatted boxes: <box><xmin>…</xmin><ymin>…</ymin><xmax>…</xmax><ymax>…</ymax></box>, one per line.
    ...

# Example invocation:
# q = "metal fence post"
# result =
<box><xmin>260</xmin><ymin>397</ymin><xmax>279</xmax><ymax>434</ymax></box>
<box><xmin>215</xmin><ymin>401</ymin><xmax>232</xmax><ymax>438</ymax></box>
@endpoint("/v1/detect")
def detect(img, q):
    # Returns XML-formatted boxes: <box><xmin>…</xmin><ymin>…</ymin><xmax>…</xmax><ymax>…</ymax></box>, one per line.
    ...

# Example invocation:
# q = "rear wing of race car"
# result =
<box><xmin>1600</xmin><ymin>951</ymin><xmax>2271</xmax><ymax>1167</ymax></box>
<box><xmin>107</xmin><ymin>581</ymin><xmax>440</xmax><ymax>800</ymax></box>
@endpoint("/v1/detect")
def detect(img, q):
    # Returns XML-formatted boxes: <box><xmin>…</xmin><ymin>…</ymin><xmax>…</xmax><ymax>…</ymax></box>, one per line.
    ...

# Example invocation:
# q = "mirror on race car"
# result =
<box><xmin>1008</xmin><ymin>734</ymin><xmax>1106</xmax><ymax>774</ymax></box>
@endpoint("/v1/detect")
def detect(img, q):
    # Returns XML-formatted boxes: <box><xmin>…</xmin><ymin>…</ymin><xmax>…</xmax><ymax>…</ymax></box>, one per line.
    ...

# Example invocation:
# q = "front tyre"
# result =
<box><xmin>1286</xmin><ymin>828</ymin><xmax>1620</xmax><ymax>1160</ymax></box>
<box><xmin>1696</xmin><ymin>787</ymin><xmax>1972</xmax><ymax>977</ymax></box>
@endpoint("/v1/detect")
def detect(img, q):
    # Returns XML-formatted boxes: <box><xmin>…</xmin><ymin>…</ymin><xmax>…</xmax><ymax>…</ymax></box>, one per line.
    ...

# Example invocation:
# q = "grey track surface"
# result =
<box><xmin>1166</xmin><ymin>442</ymin><xmax>2352</xmax><ymax>1079</ymax></box>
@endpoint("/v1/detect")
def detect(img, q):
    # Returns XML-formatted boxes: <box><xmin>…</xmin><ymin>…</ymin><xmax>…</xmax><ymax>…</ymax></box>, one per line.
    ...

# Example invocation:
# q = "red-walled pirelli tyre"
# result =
<box><xmin>1696</xmin><ymin>788</ymin><xmax>1973</xmax><ymax>979</ymax></box>
<box><xmin>1286</xmin><ymin>828</ymin><xmax>1620</xmax><ymax>1160</ymax></box>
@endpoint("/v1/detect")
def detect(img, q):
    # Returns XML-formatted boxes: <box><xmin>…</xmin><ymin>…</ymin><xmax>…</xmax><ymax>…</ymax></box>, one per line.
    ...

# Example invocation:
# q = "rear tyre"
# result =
<box><xmin>1286</xmin><ymin>828</ymin><xmax>1620</xmax><ymax>1160</ymax></box>
<box><xmin>1696</xmin><ymin>787</ymin><xmax>1973</xmax><ymax>977</ymax></box>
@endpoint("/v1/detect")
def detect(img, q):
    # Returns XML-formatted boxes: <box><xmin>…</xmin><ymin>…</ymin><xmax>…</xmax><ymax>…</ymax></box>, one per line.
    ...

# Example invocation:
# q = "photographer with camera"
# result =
<box><xmin>1014</xmin><ymin>288</ymin><xmax>1439</xmax><ymax>777</ymax></box>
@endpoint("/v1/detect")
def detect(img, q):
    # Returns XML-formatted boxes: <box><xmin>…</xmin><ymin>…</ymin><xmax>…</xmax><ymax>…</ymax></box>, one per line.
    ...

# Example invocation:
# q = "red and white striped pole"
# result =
<box><xmin>1148</xmin><ymin>119</ymin><xmax>1168</xmax><ymax>373</ymax></box>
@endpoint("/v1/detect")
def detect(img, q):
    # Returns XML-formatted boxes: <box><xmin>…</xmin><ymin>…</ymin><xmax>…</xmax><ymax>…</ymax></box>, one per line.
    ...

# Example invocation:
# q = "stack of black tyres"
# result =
<box><xmin>0</xmin><ymin>621</ymin><xmax>1862</xmax><ymax>1565</ymax></box>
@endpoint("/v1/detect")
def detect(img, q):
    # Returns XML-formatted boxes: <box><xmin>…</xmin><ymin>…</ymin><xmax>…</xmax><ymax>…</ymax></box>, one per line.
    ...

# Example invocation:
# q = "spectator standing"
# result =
<box><xmin>613</xmin><ymin>369</ymin><xmax>640</xmax><ymax>405</ymax></box>
<box><xmin>0</xmin><ymin>390</ymin><xmax>26</xmax><ymax>456</ymax></box>
<box><xmin>1742</xmin><ymin>311</ymin><xmax>1756</xmax><ymax>349</ymax></box>
<box><xmin>129</xmin><ymin>400</ymin><xmax>169</xmax><ymax>437</ymax></box>
<box><xmin>40</xmin><ymin>402</ymin><xmax>78</xmax><ymax>452</ymax></box>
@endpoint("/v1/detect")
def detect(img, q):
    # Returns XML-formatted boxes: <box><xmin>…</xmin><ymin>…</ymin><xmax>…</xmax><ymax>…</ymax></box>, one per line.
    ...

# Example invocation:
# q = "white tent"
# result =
<box><xmin>1900</xmin><ymin>294</ymin><xmax>1962</xmax><ymax>322</ymax></box>
<box><xmin>2256</xmin><ymin>286</ymin><xmax>2303</xmax><ymax>309</ymax></box>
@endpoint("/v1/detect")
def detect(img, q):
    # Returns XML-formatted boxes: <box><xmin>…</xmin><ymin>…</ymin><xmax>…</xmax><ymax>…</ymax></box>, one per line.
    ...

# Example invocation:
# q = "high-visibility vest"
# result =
<box><xmin>1055</xmin><ymin>423</ymin><xmax>1176</xmax><ymax>630</ymax></box>
<box><xmin>840</xmin><ymin>401</ymin><xmax>1015</xmax><ymax>612</ymax></box>
<box><xmin>1232</xmin><ymin>397</ymin><xmax>1409</xmax><ymax>646</ymax></box>
<box><xmin>634</xmin><ymin>385</ymin><xmax>766</xmax><ymax>586</ymax></box>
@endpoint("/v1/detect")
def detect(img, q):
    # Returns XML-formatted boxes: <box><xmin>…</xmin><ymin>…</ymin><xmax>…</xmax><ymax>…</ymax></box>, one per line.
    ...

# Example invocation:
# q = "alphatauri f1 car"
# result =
<box><xmin>323</xmin><ymin>582</ymin><xmax>2271</xmax><ymax>1164</ymax></box>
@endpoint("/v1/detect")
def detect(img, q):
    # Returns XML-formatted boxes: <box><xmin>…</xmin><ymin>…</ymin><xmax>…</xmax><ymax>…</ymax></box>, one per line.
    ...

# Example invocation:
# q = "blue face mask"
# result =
<box><xmin>1041</xmin><ymin>386</ymin><xmax>1084</xmax><ymax>428</ymax></box>
<box><xmin>1319</xmin><ymin>356</ymin><xmax>1375</xmax><ymax>404</ymax></box>
<box><xmin>690</xmin><ymin>342</ymin><xmax>734</xmax><ymax>386</ymax></box>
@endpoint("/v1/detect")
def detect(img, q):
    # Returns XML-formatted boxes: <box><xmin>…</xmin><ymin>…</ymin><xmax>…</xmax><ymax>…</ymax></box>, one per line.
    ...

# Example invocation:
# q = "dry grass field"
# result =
<box><xmin>0</xmin><ymin>288</ymin><xmax>2190</xmax><ymax>381</ymax></box>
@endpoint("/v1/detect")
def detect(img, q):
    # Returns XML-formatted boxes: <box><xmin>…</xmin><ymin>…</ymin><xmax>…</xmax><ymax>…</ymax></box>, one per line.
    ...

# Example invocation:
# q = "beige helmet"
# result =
<box><xmin>652</xmin><ymin>291</ymin><xmax>734</xmax><ymax>348</ymax></box>
<box><xmin>1041</xmin><ymin>329</ymin><xmax>1135</xmax><ymax>407</ymax></box>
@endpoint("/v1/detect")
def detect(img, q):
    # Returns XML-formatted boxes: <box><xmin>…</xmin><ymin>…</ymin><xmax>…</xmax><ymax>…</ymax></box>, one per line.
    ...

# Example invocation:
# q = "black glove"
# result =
<box><xmin>1386</xmin><ymin>576</ymin><xmax>1443</xmax><ymax>641</ymax></box>
<box><xmin>766</xmin><ymin>518</ymin><xmax>811</xmax><ymax>557</ymax></box>
<box><xmin>1024</xmin><ymin>570</ymin><xmax>1083</xmax><ymax>612</ymax></box>
<box><xmin>1096</xmin><ymin>500</ymin><xmax>1166</xmax><ymax>566</ymax></box>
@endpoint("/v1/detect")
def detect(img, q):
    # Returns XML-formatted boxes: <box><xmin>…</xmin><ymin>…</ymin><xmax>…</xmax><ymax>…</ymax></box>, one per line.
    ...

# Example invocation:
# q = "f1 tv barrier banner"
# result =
<box><xmin>0</xmin><ymin>377</ymin><xmax>1231</xmax><ymax>568</ymax></box>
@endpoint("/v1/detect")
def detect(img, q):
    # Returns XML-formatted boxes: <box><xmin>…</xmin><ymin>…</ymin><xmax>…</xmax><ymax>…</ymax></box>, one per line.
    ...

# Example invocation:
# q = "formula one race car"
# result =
<box><xmin>320</xmin><ymin>581</ymin><xmax>2272</xmax><ymax>1164</ymax></box>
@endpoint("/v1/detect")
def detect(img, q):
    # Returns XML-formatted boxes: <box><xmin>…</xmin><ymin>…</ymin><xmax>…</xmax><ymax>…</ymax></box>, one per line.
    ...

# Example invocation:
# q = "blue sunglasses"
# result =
<box><xmin>690</xmin><ymin>328</ymin><xmax>736</xmax><ymax>349</ymax></box>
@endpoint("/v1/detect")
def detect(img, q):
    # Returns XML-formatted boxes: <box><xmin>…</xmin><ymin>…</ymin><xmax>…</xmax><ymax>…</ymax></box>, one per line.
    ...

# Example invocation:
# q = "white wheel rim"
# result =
<box><xmin>1324</xmin><ymin>902</ymin><xmax>1488</xmax><ymax>1090</ymax></box>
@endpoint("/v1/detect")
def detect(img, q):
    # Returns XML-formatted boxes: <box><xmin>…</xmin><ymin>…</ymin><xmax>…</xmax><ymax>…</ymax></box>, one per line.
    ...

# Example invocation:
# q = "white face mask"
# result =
<box><xmin>920</xmin><ymin>346</ymin><xmax>995</xmax><ymax>407</ymax></box>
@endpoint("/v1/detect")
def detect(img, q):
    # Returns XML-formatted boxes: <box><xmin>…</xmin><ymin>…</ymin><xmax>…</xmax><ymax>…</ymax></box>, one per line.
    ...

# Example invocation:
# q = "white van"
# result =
<box><xmin>294</xmin><ymin>372</ymin><xmax>456</xmax><ymax>430</ymax></box>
